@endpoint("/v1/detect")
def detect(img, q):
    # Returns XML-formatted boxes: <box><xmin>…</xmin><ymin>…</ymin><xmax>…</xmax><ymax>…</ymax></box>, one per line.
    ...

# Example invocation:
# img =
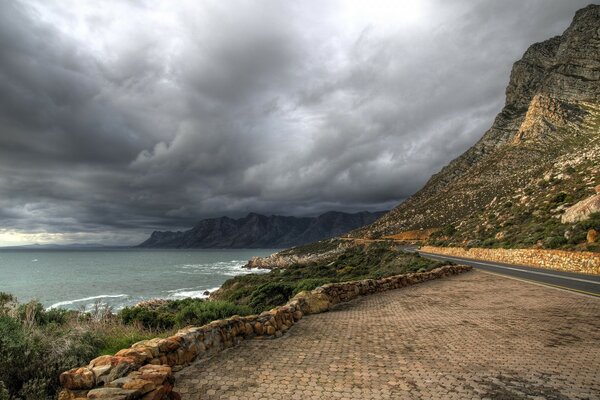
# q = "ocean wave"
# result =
<box><xmin>48</xmin><ymin>294</ymin><xmax>128</xmax><ymax>309</ymax></box>
<box><xmin>177</xmin><ymin>259</ymin><xmax>267</xmax><ymax>276</ymax></box>
<box><xmin>168</xmin><ymin>286</ymin><xmax>221</xmax><ymax>299</ymax></box>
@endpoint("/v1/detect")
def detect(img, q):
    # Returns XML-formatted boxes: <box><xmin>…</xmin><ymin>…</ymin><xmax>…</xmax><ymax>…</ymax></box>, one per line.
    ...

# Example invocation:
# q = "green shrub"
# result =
<box><xmin>552</xmin><ymin>192</ymin><xmax>568</xmax><ymax>204</ymax></box>
<box><xmin>174</xmin><ymin>301</ymin><xmax>253</xmax><ymax>327</ymax></box>
<box><xmin>0</xmin><ymin>315</ymin><xmax>102</xmax><ymax>399</ymax></box>
<box><xmin>0</xmin><ymin>293</ymin><xmax>15</xmax><ymax>316</ymax></box>
<box><xmin>545</xmin><ymin>236</ymin><xmax>567</xmax><ymax>249</ymax></box>
<box><xmin>0</xmin><ymin>381</ymin><xmax>8</xmax><ymax>400</ymax></box>
<box><xmin>97</xmin><ymin>331</ymin><xmax>160</xmax><ymax>356</ymax></box>
<box><xmin>249</xmin><ymin>283</ymin><xmax>295</xmax><ymax>312</ymax></box>
<box><xmin>293</xmin><ymin>278</ymin><xmax>330</xmax><ymax>295</ymax></box>
<box><xmin>119</xmin><ymin>307</ymin><xmax>176</xmax><ymax>330</ymax></box>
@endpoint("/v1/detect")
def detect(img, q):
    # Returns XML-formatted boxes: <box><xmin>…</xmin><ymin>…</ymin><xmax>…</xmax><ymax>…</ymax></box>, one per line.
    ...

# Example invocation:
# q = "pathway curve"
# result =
<box><xmin>175</xmin><ymin>271</ymin><xmax>600</xmax><ymax>399</ymax></box>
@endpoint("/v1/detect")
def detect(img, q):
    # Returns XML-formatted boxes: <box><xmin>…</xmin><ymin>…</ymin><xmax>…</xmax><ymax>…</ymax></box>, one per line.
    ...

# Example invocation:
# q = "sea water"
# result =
<box><xmin>0</xmin><ymin>249</ymin><xmax>276</xmax><ymax>311</ymax></box>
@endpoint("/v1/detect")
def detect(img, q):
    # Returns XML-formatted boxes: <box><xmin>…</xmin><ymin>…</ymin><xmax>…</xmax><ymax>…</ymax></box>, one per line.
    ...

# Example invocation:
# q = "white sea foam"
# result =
<box><xmin>168</xmin><ymin>286</ymin><xmax>221</xmax><ymax>299</ymax></box>
<box><xmin>48</xmin><ymin>294</ymin><xmax>128</xmax><ymax>309</ymax></box>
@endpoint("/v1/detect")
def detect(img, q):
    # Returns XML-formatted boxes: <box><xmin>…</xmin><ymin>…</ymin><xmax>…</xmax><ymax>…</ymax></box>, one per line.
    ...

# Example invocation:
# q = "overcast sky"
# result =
<box><xmin>0</xmin><ymin>0</ymin><xmax>591</xmax><ymax>245</ymax></box>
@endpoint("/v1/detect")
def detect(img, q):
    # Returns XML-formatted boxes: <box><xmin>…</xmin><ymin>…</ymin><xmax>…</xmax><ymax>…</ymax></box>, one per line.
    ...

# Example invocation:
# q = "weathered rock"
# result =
<box><xmin>108</xmin><ymin>377</ymin><xmax>155</xmax><ymax>394</ymax></box>
<box><xmin>588</xmin><ymin>229</ymin><xmax>598</xmax><ymax>243</ymax></box>
<box><xmin>561</xmin><ymin>194</ymin><xmax>600</xmax><ymax>223</ymax></box>
<box><xmin>140</xmin><ymin>384</ymin><xmax>170</xmax><ymax>400</ymax></box>
<box><xmin>137</xmin><ymin>365</ymin><xmax>173</xmax><ymax>386</ymax></box>
<box><xmin>115</xmin><ymin>348</ymin><xmax>153</xmax><ymax>365</ymax></box>
<box><xmin>89</xmin><ymin>356</ymin><xmax>136</xmax><ymax>368</ymax></box>
<box><xmin>157</xmin><ymin>338</ymin><xmax>181</xmax><ymax>353</ymax></box>
<box><xmin>293</xmin><ymin>291</ymin><xmax>330</xmax><ymax>314</ymax></box>
<box><xmin>60</xmin><ymin>368</ymin><xmax>95</xmax><ymax>390</ymax></box>
<box><xmin>87</xmin><ymin>388</ymin><xmax>138</xmax><ymax>400</ymax></box>
<box><xmin>58</xmin><ymin>389</ymin><xmax>89</xmax><ymax>400</ymax></box>
<box><xmin>104</xmin><ymin>362</ymin><xmax>137</xmax><ymax>385</ymax></box>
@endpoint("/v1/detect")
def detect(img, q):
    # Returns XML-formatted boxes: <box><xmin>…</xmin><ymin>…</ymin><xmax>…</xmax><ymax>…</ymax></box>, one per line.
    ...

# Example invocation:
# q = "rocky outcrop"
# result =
<box><xmin>59</xmin><ymin>265</ymin><xmax>471</xmax><ymax>400</ymax></box>
<box><xmin>245</xmin><ymin>245</ymin><xmax>344</xmax><ymax>269</ymax></box>
<box><xmin>138</xmin><ymin>211</ymin><xmax>385</xmax><ymax>249</ymax></box>
<box><xmin>421</xmin><ymin>246</ymin><xmax>600</xmax><ymax>275</ymax></box>
<box><xmin>561</xmin><ymin>192</ymin><xmax>600</xmax><ymax>224</ymax></box>
<box><xmin>350</xmin><ymin>5</ymin><xmax>600</xmax><ymax>250</ymax></box>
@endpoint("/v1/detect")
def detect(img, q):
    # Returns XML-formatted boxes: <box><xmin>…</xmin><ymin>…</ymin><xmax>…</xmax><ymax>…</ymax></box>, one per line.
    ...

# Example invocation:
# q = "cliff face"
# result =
<box><xmin>352</xmin><ymin>5</ymin><xmax>600</xmax><ymax>250</ymax></box>
<box><xmin>138</xmin><ymin>211</ymin><xmax>385</xmax><ymax>248</ymax></box>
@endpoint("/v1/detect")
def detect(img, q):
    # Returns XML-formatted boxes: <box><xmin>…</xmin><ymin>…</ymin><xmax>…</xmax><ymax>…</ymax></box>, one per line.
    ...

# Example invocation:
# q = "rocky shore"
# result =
<box><xmin>59</xmin><ymin>264</ymin><xmax>471</xmax><ymax>400</ymax></box>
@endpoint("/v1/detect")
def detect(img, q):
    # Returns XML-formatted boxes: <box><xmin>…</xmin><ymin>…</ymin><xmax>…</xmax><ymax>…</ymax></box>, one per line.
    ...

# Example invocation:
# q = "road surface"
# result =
<box><xmin>418</xmin><ymin>250</ymin><xmax>600</xmax><ymax>297</ymax></box>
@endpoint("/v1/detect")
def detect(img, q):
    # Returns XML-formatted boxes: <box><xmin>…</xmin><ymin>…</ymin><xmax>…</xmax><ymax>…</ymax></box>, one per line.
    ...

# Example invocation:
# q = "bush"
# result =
<box><xmin>119</xmin><ymin>307</ymin><xmax>176</xmax><ymax>330</ymax></box>
<box><xmin>249</xmin><ymin>283</ymin><xmax>295</xmax><ymax>312</ymax></box>
<box><xmin>545</xmin><ymin>236</ymin><xmax>567</xmax><ymax>249</ymax></box>
<box><xmin>293</xmin><ymin>278</ymin><xmax>330</xmax><ymax>295</ymax></box>
<box><xmin>174</xmin><ymin>301</ymin><xmax>253</xmax><ymax>327</ymax></box>
<box><xmin>0</xmin><ymin>315</ymin><xmax>101</xmax><ymax>399</ymax></box>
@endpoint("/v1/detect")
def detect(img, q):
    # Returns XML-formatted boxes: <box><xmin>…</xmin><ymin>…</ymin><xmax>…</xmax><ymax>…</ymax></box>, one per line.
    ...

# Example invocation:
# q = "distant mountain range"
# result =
<box><xmin>138</xmin><ymin>211</ymin><xmax>386</xmax><ymax>248</ymax></box>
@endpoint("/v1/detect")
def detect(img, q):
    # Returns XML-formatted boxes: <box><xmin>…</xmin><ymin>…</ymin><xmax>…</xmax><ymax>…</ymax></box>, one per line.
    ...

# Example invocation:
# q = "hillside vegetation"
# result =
<box><xmin>350</xmin><ymin>5</ymin><xmax>600</xmax><ymax>252</ymax></box>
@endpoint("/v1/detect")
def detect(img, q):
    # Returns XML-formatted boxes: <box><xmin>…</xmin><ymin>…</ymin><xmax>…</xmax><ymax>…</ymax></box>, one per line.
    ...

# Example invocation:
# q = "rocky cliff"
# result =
<box><xmin>351</xmin><ymin>5</ymin><xmax>600</xmax><ymax>251</ymax></box>
<box><xmin>138</xmin><ymin>211</ymin><xmax>385</xmax><ymax>248</ymax></box>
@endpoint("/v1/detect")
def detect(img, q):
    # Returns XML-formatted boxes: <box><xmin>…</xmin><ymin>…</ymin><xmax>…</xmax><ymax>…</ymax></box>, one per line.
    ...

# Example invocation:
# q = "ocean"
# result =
<box><xmin>0</xmin><ymin>248</ymin><xmax>276</xmax><ymax>311</ymax></box>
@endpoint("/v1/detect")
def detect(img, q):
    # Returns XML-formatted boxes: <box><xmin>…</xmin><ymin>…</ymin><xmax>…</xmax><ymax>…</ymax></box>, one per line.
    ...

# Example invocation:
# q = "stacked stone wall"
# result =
<box><xmin>59</xmin><ymin>264</ymin><xmax>472</xmax><ymax>400</ymax></box>
<box><xmin>421</xmin><ymin>246</ymin><xmax>600</xmax><ymax>275</ymax></box>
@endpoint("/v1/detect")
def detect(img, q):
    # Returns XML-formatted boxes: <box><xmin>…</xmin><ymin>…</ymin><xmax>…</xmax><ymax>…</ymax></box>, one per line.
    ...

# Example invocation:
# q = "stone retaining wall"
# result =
<box><xmin>58</xmin><ymin>265</ymin><xmax>472</xmax><ymax>400</ymax></box>
<box><xmin>421</xmin><ymin>246</ymin><xmax>600</xmax><ymax>275</ymax></box>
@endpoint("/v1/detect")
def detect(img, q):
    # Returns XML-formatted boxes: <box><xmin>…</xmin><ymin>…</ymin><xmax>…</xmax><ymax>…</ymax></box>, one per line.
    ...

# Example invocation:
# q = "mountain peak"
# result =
<box><xmin>351</xmin><ymin>5</ymin><xmax>600</xmax><ymax>251</ymax></box>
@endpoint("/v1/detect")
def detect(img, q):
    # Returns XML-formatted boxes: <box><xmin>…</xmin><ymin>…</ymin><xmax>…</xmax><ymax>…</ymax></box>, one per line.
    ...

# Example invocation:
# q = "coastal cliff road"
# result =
<box><xmin>174</xmin><ymin>270</ymin><xmax>600</xmax><ymax>399</ymax></box>
<box><xmin>418</xmin><ymin>250</ymin><xmax>600</xmax><ymax>297</ymax></box>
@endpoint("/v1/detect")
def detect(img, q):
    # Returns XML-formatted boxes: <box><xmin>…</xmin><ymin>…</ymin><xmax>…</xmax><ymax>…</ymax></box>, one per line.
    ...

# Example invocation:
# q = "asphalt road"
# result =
<box><xmin>417</xmin><ymin>250</ymin><xmax>600</xmax><ymax>297</ymax></box>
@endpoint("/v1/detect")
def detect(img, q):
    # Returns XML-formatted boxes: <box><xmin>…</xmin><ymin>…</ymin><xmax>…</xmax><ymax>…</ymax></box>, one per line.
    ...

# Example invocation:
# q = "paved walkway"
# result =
<box><xmin>175</xmin><ymin>271</ymin><xmax>600</xmax><ymax>399</ymax></box>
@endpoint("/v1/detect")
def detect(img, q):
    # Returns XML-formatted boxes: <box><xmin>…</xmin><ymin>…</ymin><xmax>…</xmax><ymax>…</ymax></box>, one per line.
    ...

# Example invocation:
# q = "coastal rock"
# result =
<box><xmin>58</xmin><ymin>389</ymin><xmax>89</xmax><ymax>400</ymax></box>
<box><xmin>561</xmin><ymin>194</ymin><xmax>600</xmax><ymax>223</ymax></box>
<box><xmin>87</xmin><ymin>388</ymin><xmax>138</xmax><ymax>400</ymax></box>
<box><xmin>108</xmin><ymin>377</ymin><xmax>155</xmax><ymax>394</ymax></box>
<box><xmin>137</xmin><ymin>365</ymin><xmax>173</xmax><ymax>386</ymax></box>
<box><xmin>115</xmin><ymin>348</ymin><xmax>154</xmax><ymax>365</ymax></box>
<box><xmin>293</xmin><ymin>291</ymin><xmax>330</xmax><ymax>314</ymax></box>
<box><xmin>60</xmin><ymin>368</ymin><xmax>95</xmax><ymax>390</ymax></box>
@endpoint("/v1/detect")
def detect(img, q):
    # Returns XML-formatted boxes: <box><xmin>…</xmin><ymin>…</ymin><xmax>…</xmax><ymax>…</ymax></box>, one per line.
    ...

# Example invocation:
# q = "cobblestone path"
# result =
<box><xmin>175</xmin><ymin>270</ymin><xmax>600</xmax><ymax>399</ymax></box>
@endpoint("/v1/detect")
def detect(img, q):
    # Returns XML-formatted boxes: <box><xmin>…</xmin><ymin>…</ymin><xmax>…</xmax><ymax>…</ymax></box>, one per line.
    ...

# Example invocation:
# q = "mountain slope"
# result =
<box><xmin>352</xmin><ymin>5</ymin><xmax>600</xmax><ymax>251</ymax></box>
<box><xmin>138</xmin><ymin>211</ymin><xmax>385</xmax><ymax>248</ymax></box>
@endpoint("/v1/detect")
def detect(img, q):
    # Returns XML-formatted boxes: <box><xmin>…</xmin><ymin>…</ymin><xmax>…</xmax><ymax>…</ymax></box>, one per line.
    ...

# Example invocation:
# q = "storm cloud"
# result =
<box><xmin>0</xmin><ymin>0</ymin><xmax>591</xmax><ymax>245</ymax></box>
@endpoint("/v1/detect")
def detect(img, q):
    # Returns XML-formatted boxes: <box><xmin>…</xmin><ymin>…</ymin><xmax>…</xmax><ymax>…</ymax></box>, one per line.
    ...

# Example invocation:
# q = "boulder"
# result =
<box><xmin>87</xmin><ymin>388</ymin><xmax>138</xmax><ymax>400</ymax></box>
<box><xmin>115</xmin><ymin>348</ymin><xmax>153</xmax><ymax>365</ymax></box>
<box><xmin>561</xmin><ymin>194</ymin><xmax>600</xmax><ymax>223</ymax></box>
<box><xmin>108</xmin><ymin>376</ymin><xmax>156</xmax><ymax>394</ymax></box>
<box><xmin>60</xmin><ymin>367</ymin><xmax>95</xmax><ymax>390</ymax></box>
<box><xmin>58</xmin><ymin>389</ymin><xmax>89</xmax><ymax>400</ymax></box>
<box><xmin>137</xmin><ymin>365</ymin><xmax>173</xmax><ymax>386</ymax></box>
<box><xmin>292</xmin><ymin>291</ymin><xmax>330</xmax><ymax>314</ymax></box>
<box><xmin>588</xmin><ymin>229</ymin><xmax>598</xmax><ymax>243</ymax></box>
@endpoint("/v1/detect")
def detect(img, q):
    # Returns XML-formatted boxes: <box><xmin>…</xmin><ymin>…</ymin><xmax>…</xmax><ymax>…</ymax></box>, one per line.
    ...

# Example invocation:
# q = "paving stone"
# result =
<box><xmin>175</xmin><ymin>271</ymin><xmax>600</xmax><ymax>399</ymax></box>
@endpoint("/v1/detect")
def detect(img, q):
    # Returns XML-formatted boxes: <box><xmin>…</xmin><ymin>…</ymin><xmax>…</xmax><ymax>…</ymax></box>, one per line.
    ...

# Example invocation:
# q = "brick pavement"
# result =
<box><xmin>174</xmin><ymin>270</ymin><xmax>600</xmax><ymax>399</ymax></box>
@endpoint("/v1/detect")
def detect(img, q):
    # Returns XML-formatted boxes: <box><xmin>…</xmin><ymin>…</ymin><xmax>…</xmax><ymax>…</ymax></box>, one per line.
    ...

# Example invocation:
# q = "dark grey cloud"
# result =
<box><xmin>0</xmin><ymin>0</ymin><xmax>592</xmax><ymax>245</ymax></box>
